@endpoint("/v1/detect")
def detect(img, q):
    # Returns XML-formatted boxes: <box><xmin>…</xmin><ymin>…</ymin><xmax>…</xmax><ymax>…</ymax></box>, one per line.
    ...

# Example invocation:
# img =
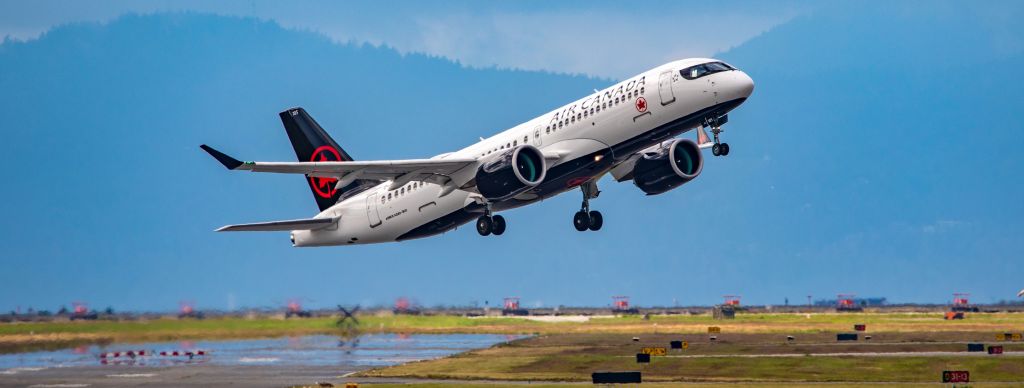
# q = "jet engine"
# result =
<box><xmin>475</xmin><ymin>145</ymin><xmax>547</xmax><ymax>201</ymax></box>
<box><xmin>632</xmin><ymin>139</ymin><xmax>704</xmax><ymax>195</ymax></box>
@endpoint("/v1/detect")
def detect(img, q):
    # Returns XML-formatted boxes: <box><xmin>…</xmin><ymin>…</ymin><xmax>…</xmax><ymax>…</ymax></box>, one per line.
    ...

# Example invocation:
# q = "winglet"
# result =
<box><xmin>200</xmin><ymin>144</ymin><xmax>244</xmax><ymax>170</ymax></box>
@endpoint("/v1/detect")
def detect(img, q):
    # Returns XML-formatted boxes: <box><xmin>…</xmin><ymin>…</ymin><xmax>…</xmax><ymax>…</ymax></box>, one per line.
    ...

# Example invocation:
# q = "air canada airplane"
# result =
<box><xmin>202</xmin><ymin>58</ymin><xmax>754</xmax><ymax>246</ymax></box>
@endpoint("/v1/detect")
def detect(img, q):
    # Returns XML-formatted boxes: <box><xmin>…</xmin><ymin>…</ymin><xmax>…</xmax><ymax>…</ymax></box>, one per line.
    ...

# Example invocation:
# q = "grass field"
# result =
<box><xmin>3</xmin><ymin>311</ymin><xmax>1023</xmax><ymax>353</ymax></box>
<box><xmin>357</xmin><ymin>331</ymin><xmax>1024</xmax><ymax>383</ymax></box>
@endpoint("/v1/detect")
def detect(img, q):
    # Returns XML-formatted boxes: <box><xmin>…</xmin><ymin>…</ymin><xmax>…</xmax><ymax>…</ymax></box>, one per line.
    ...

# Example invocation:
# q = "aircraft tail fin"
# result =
<box><xmin>279</xmin><ymin>107</ymin><xmax>356</xmax><ymax>211</ymax></box>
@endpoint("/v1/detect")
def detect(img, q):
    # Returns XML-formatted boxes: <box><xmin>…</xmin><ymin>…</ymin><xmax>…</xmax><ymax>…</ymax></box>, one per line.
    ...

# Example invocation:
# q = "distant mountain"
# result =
<box><xmin>0</xmin><ymin>6</ymin><xmax>1020</xmax><ymax>310</ymax></box>
<box><xmin>0</xmin><ymin>13</ymin><xmax>604</xmax><ymax>310</ymax></box>
<box><xmin>711</xmin><ymin>2</ymin><xmax>1023</xmax><ymax>301</ymax></box>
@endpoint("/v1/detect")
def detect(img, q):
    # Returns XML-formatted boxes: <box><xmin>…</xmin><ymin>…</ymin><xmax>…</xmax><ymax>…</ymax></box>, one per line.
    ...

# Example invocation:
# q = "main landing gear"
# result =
<box><xmin>476</xmin><ymin>212</ymin><xmax>506</xmax><ymax>237</ymax></box>
<box><xmin>573</xmin><ymin>181</ymin><xmax>603</xmax><ymax>232</ymax></box>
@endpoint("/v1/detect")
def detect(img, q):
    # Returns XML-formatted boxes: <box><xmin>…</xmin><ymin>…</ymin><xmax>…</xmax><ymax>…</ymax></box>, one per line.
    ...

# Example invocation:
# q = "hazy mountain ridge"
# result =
<box><xmin>0</xmin><ymin>8</ymin><xmax>1021</xmax><ymax>310</ymax></box>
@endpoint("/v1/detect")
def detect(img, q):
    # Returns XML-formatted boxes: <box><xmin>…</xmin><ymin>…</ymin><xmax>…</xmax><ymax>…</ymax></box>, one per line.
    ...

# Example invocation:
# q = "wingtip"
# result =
<box><xmin>200</xmin><ymin>144</ymin><xmax>244</xmax><ymax>170</ymax></box>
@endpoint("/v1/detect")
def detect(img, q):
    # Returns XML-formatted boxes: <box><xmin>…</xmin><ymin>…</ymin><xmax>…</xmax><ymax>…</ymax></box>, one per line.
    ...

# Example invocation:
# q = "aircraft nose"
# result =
<box><xmin>734</xmin><ymin>70</ymin><xmax>754</xmax><ymax>98</ymax></box>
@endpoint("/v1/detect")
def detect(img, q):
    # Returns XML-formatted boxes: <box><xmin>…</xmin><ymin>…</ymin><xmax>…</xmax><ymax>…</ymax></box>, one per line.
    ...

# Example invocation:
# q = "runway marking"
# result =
<box><xmin>28</xmin><ymin>384</ymin><xmax>90</xmax><ymax>388</ymax></box>
<box><xmin>238</xmin><ymin>357</ymin><xmax>280</xmax><ymax>363</ymax></box>
<box><xmin>341</xmin><ymin>372</ymin><xmax>357</xmax><ymax>377</ymax></box>
<box><xmin>1</xmin><ymin>367</ymin><xmax>46</xmax><ymax>375</ymax></box>
<box><xmin>106</xmin><ymin>373</ymin><xmax>157</xmax><ymax>378</ymax></box>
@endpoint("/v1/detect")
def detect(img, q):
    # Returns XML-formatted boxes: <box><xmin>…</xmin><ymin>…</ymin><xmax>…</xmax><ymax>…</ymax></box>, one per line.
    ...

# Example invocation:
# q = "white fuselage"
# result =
<box><xmin>292</xmin><ymin>58</ymin><xmax>754</xmax><ymax>246</ymax></box>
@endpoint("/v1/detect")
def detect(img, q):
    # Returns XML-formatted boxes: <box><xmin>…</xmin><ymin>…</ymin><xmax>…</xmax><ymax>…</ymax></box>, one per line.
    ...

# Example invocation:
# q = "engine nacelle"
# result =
<box><xmin>632</xmin><ymin>139</ymin><xmax>704</xmax><ymax>195</ymax></box>
<box><xmin>475</xmin><ymin>145</ymin><xmax>547</xmax><ymax>201</ymax></box>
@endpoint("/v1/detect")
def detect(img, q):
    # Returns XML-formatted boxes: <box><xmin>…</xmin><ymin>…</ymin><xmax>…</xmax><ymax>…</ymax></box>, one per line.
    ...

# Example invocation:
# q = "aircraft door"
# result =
<box><xmin>366</xmin><ymin>192</ymin><xmax>382</xmax><ymax>227</ymax></box>
<box><xmin>658</xmin><ymin>70</ymin><xmax>676</xmax><ymax>105</ymax></box>
<box><xmin>532</xmin><ymin>125</ymin><xmax>543</xmax><ymax>146</ymax></box>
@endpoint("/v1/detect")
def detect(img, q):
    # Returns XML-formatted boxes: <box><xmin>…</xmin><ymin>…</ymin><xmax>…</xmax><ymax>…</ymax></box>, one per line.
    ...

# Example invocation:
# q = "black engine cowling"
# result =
<box><xmin>475</xmin><ymin>145</ymin><xmax>547</xmax><ymax>201</ymax></box>
<box><xmin>632</xmin><ymin>139</ymin><xmax>704</xmax><ymax>195</ymax></box>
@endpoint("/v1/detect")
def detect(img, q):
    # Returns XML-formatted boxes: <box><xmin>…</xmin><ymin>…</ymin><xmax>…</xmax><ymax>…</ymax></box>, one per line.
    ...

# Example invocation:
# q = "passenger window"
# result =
<box><xmin>571</xmin><ymin>116</ymin><xmax>575</xmax><ymax>123</ymax></box>
<box><xmin>640</xmin><ymin>87</ymin><xmax>645</xmax><ymax>94</ymax></box>
<box><xmin>513</xmin><ymin>140</ymin><xmax>517</xmax><ymax>146</ymax></box>
<box><xmin>387</xmin><ymin>193</ymin><xmax>392</xmax><ymax>200</ymax></box>
<box><xmin>590</xmin><ymin>108</ymin><xmax>594</xmax><ymax>115</ymax></box>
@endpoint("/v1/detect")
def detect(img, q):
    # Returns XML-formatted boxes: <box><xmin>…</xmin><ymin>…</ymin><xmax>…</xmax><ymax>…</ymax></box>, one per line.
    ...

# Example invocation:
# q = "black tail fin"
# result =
<box><xmin>280</xmin><ymin>107</ymin><xmax>355</xmax><ymax>211</ymax></box>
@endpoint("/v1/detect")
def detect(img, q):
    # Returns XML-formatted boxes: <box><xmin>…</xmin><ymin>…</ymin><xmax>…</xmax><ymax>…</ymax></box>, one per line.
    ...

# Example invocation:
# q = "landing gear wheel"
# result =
<box><xmin>721</xmin><ymin>143</ymin><xmax>730</xmax><ymax>156</ymax></box>
<box><xmin>573</xmin><ymin>211</ymin><xmax>590</xmax><ymax>232</ymax></box>
<box><xmin>476</xmin><ymin>216</ymin><xmax>492</xmax><ymax>236</ymax></box>
<box><xmin>712</xmin><ymin>143</ymin><xmax>721</xmax><ymax>156</ymax></box>
<box><xmin>491</xmin><ymin>215</ymin><xmax>506</xmax><ymax>236</ymax></box>
<box><xmin>587</xmin><ymin>211</ymin><xmax>603</xmax><ymax>231</ymax></box>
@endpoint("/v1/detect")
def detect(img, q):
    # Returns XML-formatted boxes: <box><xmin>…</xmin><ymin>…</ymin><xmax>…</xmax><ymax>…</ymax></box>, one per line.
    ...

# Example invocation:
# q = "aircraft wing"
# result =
<box><xmin>201</xmin><ymin>145</ymin><xmax>478</xmax><ymax>189</ymax></box>
<box><xmin>216</xmin><ymin>217</ymin><xmax>338</xmax><ymax>232</ymax></box>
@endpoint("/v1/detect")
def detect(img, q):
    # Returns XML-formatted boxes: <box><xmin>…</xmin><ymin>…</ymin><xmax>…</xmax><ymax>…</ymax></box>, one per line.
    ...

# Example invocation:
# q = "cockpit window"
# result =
<box><xmin>680</xmin><ymin>61</ymin><xmax>735</xmax><ymax>80</ymax></box>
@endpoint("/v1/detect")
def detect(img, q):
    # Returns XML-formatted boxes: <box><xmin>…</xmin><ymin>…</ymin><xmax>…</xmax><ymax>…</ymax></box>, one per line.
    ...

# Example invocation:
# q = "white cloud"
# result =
<box><xmin>922</xmin><ymin>220</ymin><xmax>969</xmax><ymax>234</ymax></box>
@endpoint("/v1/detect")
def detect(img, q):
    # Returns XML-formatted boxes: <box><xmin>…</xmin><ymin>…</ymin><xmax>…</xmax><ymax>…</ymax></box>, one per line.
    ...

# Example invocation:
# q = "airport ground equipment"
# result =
<box><xmin>951</xmin><ymin>293</ymin><xmax>980</xmax><ymax>312</ymax></box>
<box><xmin>836</xmin><ymin>294</ymin><xmax>864</xmax><ymax>312</ymax></box>
<box><xmin>393</xmin><ymin>297</ymin><xmax>422</xmax><ymax>315</ymax></box>
<box><xmin>70</xmin><ymin>302</ymin><xmax>98</xmax><ymax>321</ymax></box>
<box><xmin>722</xmin><ymin>295</ymin><xmax>741</xmax><ymax>306</ymax></box>
<box><xmin>837</xmin><ymin>333</ymin><xmax>858</xmax><ymax>341</ymax></box>
<box><xmin>612</xmin><ymin>296</ymin><xmax>639</xmax><ymax>314</ymax></box>
<box><xmin>178</xmin><ymin>302</ymin><xmax>205</xmax><ymax>319</ymax></box>
<box><xmin>286</xmin><ymin>300</ymin><xmax>313</xmax><ymax>318</ymax></box>
<box><xmin>713</xmin><ymin>304</ymin><xmax>736</xmax><ymax>319</ymax></box>
<box><xmin>945</xmin><ymin>311</ymin><xmax>965</xmax><ymax>320</ymax></box>
<box><xmin>502</xmin><ymin>297</ymin><xmax>528</xmax><ymax>316</ymax></box>
<box><xmin>592</xmin><ymin>371</ymin><xmax>641</xmax><ymax>384</ymax></box>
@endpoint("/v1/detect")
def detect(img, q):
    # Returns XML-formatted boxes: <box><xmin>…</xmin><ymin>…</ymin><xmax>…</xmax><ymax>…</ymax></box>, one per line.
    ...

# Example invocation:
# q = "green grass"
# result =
<box><xmin>3</xmin><ymin>312</ymin><xmax>1022</xmax><ymax>354</ymax></box>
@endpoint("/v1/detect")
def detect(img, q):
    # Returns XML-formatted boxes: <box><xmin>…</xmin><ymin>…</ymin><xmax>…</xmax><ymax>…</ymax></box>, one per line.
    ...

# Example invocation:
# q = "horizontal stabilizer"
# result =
<box><xmin>216</xmin><ymin>217</ymin><xmax>337</xmax><ymax>232</ymax></box>
<box><xmin>200</xmin><ymin>144</ymin><xmax>244</xmax><ymax>170</ymax></box>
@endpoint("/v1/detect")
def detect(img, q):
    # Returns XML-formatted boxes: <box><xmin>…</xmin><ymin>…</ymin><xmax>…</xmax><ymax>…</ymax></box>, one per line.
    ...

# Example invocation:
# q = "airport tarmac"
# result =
<box><xmin>0</xmin><ymin>334</ymin><xmax>519</xmax><ymax>387</ymax></box>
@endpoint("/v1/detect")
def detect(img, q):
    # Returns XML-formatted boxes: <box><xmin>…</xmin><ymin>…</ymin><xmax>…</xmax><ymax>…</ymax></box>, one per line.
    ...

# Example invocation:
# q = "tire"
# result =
<box><xmin>491</xmin><ymin>215</ymin><xmax>506</xmax><ymax>236</ymax></box>
<box><xmin>588</xmin><ymin>211</ymin><xmax>603</xmax><ymax>231</ymax></box>
<box><xmin>476</xmin><ymin>216</ymin><xmax>492</xmax><ymax>236</ymax></box>
<box><xmin>573</xmin><ymin>211</ymin><xmax>590</xmax><ymax>231</ymax></box>
<box><xmin>721</xmin><ymin>143</ymin><xmax>730</xmax><ymax>156</ymax></box>
<box><xmin>712</xmin><ymin>143</ymin><xmax>721</xmax><ymax>156</ymax></box>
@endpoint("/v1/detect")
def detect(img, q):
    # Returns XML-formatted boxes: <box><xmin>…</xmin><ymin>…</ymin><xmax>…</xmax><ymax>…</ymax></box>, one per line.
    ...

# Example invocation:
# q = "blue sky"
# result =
<box><xmin>0</xmin><ymin>1</ymin><xmax>1022</xmax><ymax>312</ymax></box>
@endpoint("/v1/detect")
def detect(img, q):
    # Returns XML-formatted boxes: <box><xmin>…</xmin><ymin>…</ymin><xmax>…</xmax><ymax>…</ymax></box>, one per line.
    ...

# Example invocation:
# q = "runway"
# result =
<box><xmin>2</xmin><ymin>364</ymin><xmax>358</xmax><ymax>387</ymax></box>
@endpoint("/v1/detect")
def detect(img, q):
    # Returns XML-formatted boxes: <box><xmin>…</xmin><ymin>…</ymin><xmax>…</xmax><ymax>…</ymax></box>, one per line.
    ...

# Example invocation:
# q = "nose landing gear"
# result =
<box><xmin>706</xmin><ymin>115</ymin><xmax>731</xmax><ymax>157</ymax></box>
<box><xmin>573</xmin><ymin>180</ymin><xmax>603</xmax><ymax>232</ymax></box>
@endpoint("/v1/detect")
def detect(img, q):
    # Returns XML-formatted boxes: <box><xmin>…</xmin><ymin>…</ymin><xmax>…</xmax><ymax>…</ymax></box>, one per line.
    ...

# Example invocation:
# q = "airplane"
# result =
<box><xmin>201</xmin><ymin>58</ymin><xmax>754</xmax><ymax>246</ymax></box>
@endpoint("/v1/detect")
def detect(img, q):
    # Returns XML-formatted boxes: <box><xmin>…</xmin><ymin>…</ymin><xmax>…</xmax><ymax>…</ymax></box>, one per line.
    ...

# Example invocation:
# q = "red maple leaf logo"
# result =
<box><xmin>635</xmin><ymin>97</ymin><xmax>648</xmax><ymax>113</ymax></box>
<box><xmin>309</xmin><ymin>146</ymin><xmax>341</xmax><ymax>198</ymax></box>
